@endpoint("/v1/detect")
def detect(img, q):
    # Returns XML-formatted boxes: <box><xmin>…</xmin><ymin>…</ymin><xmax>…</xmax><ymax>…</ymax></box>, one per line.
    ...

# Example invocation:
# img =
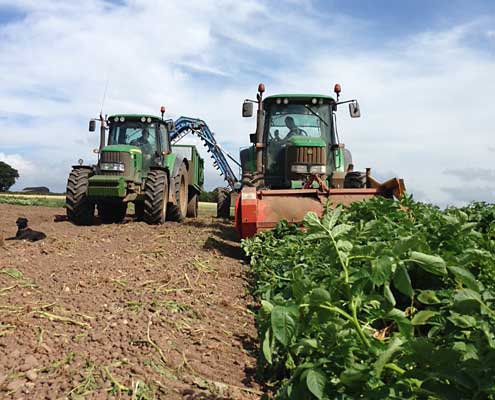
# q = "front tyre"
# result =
<box><xmin>66</xmin><ymin>168</ymin><xmax>94</xmax><ymax>225</ymax></box>
<box><xmin>344</xmin><ymin>171</ymin><xmax>367</xmax><ymax>188</ymax></box>
<box><xmin>143</xmin><ymin>169</ymin><xmax>169</xmax><ymax>224</ymax></box>
<box><xmin>217</xmin><ymin>187</ymin><xmax>230</xmax><ymax>218</ymax></box>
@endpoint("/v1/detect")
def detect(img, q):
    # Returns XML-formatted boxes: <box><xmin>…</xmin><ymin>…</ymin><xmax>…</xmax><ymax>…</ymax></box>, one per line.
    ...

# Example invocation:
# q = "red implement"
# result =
<box><xmin>235</xmin><ymin>178</ymin><xmax>405</xmax><ymax>239</ymax></box>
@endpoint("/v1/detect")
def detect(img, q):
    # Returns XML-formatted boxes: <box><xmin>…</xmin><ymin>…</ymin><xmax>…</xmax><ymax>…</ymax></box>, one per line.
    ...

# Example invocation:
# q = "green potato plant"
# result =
<box><xmin>243</xmin><ymin>197</ymin><xmax>495</xmax><ymax>399</ymax></box>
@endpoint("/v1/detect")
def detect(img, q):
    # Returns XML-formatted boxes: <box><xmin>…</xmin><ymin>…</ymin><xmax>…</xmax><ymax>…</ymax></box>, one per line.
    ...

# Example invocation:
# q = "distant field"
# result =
<box><xmin>0</xmin><ymin>194</ymin><xmax>65</xmax><ymax>207</ymax></box>
<box><xmin>0</xmin><ymin>193</ymin><xmax>219</xmax><ymax>216</ymax></box>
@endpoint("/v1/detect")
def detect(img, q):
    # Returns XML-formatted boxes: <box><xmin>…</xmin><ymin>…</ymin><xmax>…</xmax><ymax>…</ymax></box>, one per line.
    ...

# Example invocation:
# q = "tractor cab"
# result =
<box><xmin>103</xmin><ymin>114</ymin><xmax>173</xmax><ymax>179</ymax></box>
<box><xmin>262</xmin><ymin>94</ymin><xmax>344</xmax><ymax>189</ymax></box>
<box><xmin>241</xmin><ymin>86</ymin><xmax>359</xmax><ymax>190</ymax></box>
<box><xmin>235</xmin><ymin>84</ymin><xmax>405</xmax><ymax>239</ymax></box>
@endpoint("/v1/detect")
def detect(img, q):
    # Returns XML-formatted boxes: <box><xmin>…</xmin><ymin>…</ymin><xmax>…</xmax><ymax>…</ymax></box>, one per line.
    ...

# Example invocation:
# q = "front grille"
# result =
<box><xmin>99</xmin><ymin>151</ymin><xmax>131</xmax><ymax>176</ymax></box>
<box><xmin>287</xmin><ymin>146</ymin><xmax>326</xmax><ymax>165</ymax></box>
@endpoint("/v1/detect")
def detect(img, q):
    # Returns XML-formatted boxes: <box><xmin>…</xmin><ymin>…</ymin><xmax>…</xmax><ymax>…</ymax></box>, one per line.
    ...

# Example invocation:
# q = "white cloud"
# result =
<box><xmin>0</xmin><ymin>151</ymin><xmax>35</xmax><ymax>171</ymax></box>
<box><xmin>0</xmin><ymin>1</ymin><xmax>493</xmax><ymax>205</ymax></box>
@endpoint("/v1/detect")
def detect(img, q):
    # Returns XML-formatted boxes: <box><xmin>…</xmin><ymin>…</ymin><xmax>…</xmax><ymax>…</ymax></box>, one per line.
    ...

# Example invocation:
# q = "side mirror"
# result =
<box><xmin>249</xmin><ymin>133</ymin><xmax>256</xmax><ymax>143</ymax></box>
<box><xmin>166</xmin><ymin>120</ymin><xmax>175</xmax><ymax>131</ymax></box>
<box><xmin>349</xmin><ymin>102</ymin><xmax>361</xmax><ymax>118</ymax></box>
<box><xmin>242</xmin><ymin>101</ymin><xmax>253</xmax><ymax>117</ymax></box>
<box><xmin>89</xmin><ymin>119</ymin><xmax>96</xmax><ymax>132</ymax></box>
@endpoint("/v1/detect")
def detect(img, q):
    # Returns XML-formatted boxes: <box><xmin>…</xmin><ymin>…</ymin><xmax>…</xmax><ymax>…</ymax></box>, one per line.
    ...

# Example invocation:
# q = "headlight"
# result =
<box><xmin>101</xmin><ymin>163</ymin><xmax>125</xmax><ymax>172</ymax></box>
<box><xmin>309</xmin><ymin>165</ymin><xmax>327</xmax><ymax>174</ymax></box>
<box><xmin>291</xmin><ymin>164</ymin><xmax>308</xmax><ymax>174</ymax></box>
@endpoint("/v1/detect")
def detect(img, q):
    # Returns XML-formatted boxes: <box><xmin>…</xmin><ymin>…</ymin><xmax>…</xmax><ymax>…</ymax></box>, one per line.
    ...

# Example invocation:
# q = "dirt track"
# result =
<box><xmin>0</xmin><ymin>205</ymin><xmax>260</xmax><ymax>399</ymax></box>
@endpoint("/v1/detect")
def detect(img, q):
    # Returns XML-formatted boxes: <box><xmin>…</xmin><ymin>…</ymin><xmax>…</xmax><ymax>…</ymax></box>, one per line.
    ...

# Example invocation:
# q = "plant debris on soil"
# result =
<box><xmin>0</xmin><ymin>204</ymin><xmax>261</xmax><ymax>399</ymax></box>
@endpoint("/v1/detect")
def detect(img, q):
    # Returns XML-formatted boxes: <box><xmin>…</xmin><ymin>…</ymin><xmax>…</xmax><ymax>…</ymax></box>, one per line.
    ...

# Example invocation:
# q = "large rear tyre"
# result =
<box><xmin>167</xmin><ymin>163</ymin><xmax>188</xmax><ymax>222</ymax></box>
<box><xmin>217</xmin><ymin>187</ymin><xmax>230</xmax><ymax>218</ymax></box>
<box><xmin>66</xmin><ymin>168</ymin><xmax>94</xmax><ymax>225</ymax></box>
<box><xmin>143</xmin><ymin>170</ymin><xmax>169</xmax><ymax>224</ymax></box>
<box><xmin>98</xmin><ymin>202</ymin><xmax>127</xmax><ymax>224</ymax></box>
<box><xmin>186</xmin><ymin>193</ymin><xmax>199</xmax><ymax>218</ymax></box>
<box><xmin>344</xmin><ymin>171</ymin><xmax>367</xmax><ymax>188</ymax></box>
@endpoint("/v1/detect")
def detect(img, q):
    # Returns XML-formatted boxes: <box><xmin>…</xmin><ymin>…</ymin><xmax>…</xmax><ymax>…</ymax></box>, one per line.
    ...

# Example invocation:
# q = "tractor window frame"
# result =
<box><xmin>159</xmin><ymin>123</ymin><xmax>170</xmax><ymax>153</ymax></box>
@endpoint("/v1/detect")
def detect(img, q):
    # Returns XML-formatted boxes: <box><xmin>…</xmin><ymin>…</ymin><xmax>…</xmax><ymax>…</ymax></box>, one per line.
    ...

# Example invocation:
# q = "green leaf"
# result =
<box><xmin>306</xmin><ymin>369</ymin><xmax>326</xmax><ymax>400</ymax></box>
<box><xmin>262</xmin><ymin>329</ymin><xmax>272</xmax><ymax>364</ymax></box>
<box><xmin>339</xmin><ymin>363</ymin><xmax>368</xmax><ymax>387</ymax></box>
<box><xmin>331</xmin><ymin>223</ymin><xmax>353</xmax><ymax>238</ymax></box>
<box><xmin>383</xmin><ymin>283</ymin><xmax>396</xmax><ymax>306</ymax></box>
<box><xmin>448</xmin><ymin>266</ymin><xmax>479</xmax><ymax>291</ymax></box>
<box><xmin>305</xmin><ymin>232</ymin><xmax>328</xmax><ymax>241</ymax></box>
<box><xmin>393</xmin><ymin>263</ymin><xmax>413</xmax><ymax>297</ymax></box>
<box><xmin>411</xmin><ymin>310</ymin><xmax>439</xmax><ymax>325</ymax></box>
<box><xmin>374</xmin><ymin>337</ymin><xmax>404</xmax><ymax>378</ymax></box>
<box><xmin>271</xmin><ymin>306</ymin><xmax>296</xmax><ymax>347</ymax></box>
<box><xmin>299</xmin><ymin>338</ymin><xmax>318</xmax><ymax>349</ymax></box>
<box><xmin>417</xmin><ymin>290</ymin><xmax>442</xmax><ymax>305</ymax></box>
<box><xmin>310</xmin><ymin>288</ymin><xmax>331</xmax><ymax>306</ymax></box>
<box><xmin>260</xmin><ymin>300</ymin><xmax>273</xmax><ymax>314</ymax></box>
<box><xmin>371</xmin><ymin>256</ymin><xmax>394</xmax><ymax>286</ymax></box>
<box><xmin>453</xmin><ymin>289</ymin><xmax>482</xmax><ymax>313</ymax></box>
<box><xmin>386</xmin><ymin>309</ymin><xmax>413</xmax><ymax>338</ymax></box>
<box><xmin>417</xmin><ymin>290</ymin><xmax>441</xmax><ymax>305</ymax></box>
<box><xmin>336</xmin><ymin>239</ymin><xmax>353</xmax><ymax>253</ymax></box>
<box><xmin>292</xmin><ymin>278</ymin><xmax>311</xmax><ymax>301</ymax></box>
<box><xmin>409</xmin><ymin>251</ymin><xmax>447</xmax><ymax>276</ymax></box>
<box><xmin>322</xmin><ymin>206</ymin><xmax>342</xmax><ymax>230</ymax></box>
<box><xmin>304</xmin><ymin>212</ymin><xmax>322</xmax><ymax>229</ymax></box>
<box><xmin>447</xmin><ymin>312</ymin><xmax>477</xmax><ymax>328</ymax></box>
<box><xmin>1</xmin><ymin>268</ymin><xmax>23</xmax><ymax>280</ymax></box>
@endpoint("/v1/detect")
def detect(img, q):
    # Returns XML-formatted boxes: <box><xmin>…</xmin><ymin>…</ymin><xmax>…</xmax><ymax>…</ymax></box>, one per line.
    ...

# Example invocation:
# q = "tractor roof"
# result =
<box><xmin>108</xmin><ymin>114</ymin><xmax>162</xmax><ymax>121</ymax></box>
<box><xmin>264</xmin><ymin>94</ymin><xmax>335</xmax><ymax>102</ymax></box>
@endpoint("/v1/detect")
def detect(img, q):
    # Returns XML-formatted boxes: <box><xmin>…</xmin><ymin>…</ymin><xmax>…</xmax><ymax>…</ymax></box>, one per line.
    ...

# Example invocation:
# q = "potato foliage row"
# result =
<box><xmin>242</xmin><ymin>197</ymin><xmax>495</xmax><ymax>399</ymax></box>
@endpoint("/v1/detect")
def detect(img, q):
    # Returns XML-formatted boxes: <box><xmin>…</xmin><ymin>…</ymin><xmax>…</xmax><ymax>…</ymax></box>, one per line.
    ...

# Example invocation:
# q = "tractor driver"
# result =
<box><xmin>284</xmin><ymin>116</ymin><xmax>307</xmax><ymax>139</ymax></box>
<box><xmin>130</xmin><ymin>128</ymin><xmax>150</xmax><ymax>147</ymax></box>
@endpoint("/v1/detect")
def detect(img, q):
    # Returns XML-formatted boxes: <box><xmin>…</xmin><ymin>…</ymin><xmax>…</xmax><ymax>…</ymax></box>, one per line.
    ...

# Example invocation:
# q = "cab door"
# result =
<box><xmin>159</xmin><ymin>123</ymin><xmax>171</xmax><ymax>167</ymax></box>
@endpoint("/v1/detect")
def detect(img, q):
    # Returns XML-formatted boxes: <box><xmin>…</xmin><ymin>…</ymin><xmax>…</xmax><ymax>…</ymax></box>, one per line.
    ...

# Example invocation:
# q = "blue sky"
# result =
<box><xmin>0</xmin><ymin>0</ymin><xmax>493</xmax><ymax>205</ymax></box>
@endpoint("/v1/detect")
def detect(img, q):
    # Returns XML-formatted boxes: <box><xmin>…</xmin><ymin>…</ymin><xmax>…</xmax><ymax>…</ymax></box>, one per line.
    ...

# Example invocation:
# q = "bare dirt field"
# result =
<box><xmin>0</xmin><ymin>204</ymin><xmax>261</xmax><ymax>399</ymax></box>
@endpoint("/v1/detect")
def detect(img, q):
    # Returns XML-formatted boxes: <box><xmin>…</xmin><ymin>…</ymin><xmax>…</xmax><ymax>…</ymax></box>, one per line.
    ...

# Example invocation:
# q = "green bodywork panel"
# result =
<box><xmin>290</xmin><ymin>180</ymin><xmax>323</xmax><ymax>189</ymax></box>
<box><xmin>333</xmin><ymin>148</ymin><xmax>345</xmax><ymax>172</ymax></box>
<box><xmin>240</xmin><ymin>146</ymin><xmax>256</xmax><ymax>173</ymax></box>
<box><xmin>163</xmin><ymin>152</ymin><xmax>176</xmax><ymax>175</ymax></box>
<box><xmin>290</xmin><ymin>180</ymin><xmax>303</xmax><ymax>189</ymax></box>
<box><xmin>100</xmin><ymin>145</ymin><xmax>143</xmax><ymax>182</ymax></box>
<box><xmin>88</xmin><ymin>176</ymin><xmax>126</xmax><ymax>197</ymax></box>
<box><xmin>288</xmin><ymin>136</ymin><xmax>326</xmax><ymax>147</ymax></box>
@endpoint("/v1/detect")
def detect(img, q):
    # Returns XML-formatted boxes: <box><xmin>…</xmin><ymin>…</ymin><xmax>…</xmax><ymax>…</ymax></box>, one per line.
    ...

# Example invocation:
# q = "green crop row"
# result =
<box><xmin>242</xmin><ymin>197</ymin><xmax>495</xmax><ymax>399</ymax></box>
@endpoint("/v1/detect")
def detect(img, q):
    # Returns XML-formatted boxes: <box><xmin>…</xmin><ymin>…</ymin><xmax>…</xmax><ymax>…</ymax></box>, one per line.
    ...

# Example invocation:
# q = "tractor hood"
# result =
<box><xmin>98</xmin><ymin>145</ymin><xmax>143</xmax><ymax>182</ymax></box>
<box><xmin>102</xmin><ymin>144</ymin><xmax>142</xmax><ymax>154</ymax></box>
<box><xmin>287</xmin><ymin>136</ymin><xmax>326</xmax><ymax>147</ymax></box>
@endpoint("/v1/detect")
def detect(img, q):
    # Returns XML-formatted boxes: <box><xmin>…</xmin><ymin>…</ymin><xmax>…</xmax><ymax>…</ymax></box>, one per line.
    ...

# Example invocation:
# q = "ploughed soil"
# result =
<box><xmin>0</xmin><ymin>204</ymin><xmax>261</xmax><ymax>399</ymax></box>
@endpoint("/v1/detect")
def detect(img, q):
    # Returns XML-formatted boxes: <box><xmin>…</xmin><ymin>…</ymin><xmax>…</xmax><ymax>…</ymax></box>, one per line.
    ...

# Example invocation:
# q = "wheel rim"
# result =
<box><xmin>180</xmin><ymin>174</ymin><xmax>187</xmax><ymax>214</ymax></box>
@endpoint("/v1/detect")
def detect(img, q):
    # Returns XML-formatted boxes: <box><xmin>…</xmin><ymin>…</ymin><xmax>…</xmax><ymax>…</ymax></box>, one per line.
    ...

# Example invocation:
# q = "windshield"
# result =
<box><xmin>108</xmin><ymin>121</ymin><xmax>158</xmax><ymax>149</ymax></box>
<box><xmin>108</xmin><ymin>121</ymin><xmax>159</xmax><ymax>173</ymax></box>
<box><xmin>264</xmin><ymin>103</ymin><xmax>332</xmax><ymax>177</ymax></box>
<box><xmin>266</xmin><ymin>103</ymin><xmax>331</xmax><ymax>140</ymax></box>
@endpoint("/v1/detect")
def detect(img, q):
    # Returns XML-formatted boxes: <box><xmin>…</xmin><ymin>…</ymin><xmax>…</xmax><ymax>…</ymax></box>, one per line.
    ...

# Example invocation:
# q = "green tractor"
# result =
<box><xmin>235</xmin><ymin>83</ymin><xmax>405</xmax><ymax>238</ymax></box>
<box><xmin>66</xmin><ymin>111</ymin><xmax>204</xmax><ymax>225</ymax></box>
